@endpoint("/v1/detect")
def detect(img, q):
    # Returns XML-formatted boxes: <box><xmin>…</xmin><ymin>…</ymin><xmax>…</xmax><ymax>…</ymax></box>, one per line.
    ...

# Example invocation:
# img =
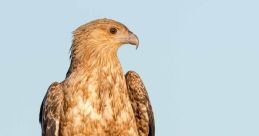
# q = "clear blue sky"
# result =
<box><xmin>0</xmin><ymin>0</ymin><xmax>259</xmax><ymax>136</ymax></box>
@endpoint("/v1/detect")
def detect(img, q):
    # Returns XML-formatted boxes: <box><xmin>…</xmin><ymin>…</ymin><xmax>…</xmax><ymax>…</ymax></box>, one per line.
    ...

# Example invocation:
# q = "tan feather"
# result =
<box><xmin>40</xmin><ymin>19</ymin><xmax>153</xmax><ymax>136</ymax></box>
<box><xmin>126</xmin><ymin>71</ymin><xmax>155</xmax><ymax>136</ymax></box>
<box><xmin>40</xmin><ymin>82</ymin><xmax>64</xmax><ymax>136</ymax></box>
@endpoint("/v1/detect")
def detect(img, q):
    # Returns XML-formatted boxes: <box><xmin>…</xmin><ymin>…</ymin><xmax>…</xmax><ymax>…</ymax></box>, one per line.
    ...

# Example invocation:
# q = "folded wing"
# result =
<box><xmin>39</xmin><ymin>82</ymin><xmax>64</xmax><ymax>136</ymax></box>
<box><xmin>125</xmin><ymin>71</ymin><xmax>155</xmax><ymax>136</ymax></box>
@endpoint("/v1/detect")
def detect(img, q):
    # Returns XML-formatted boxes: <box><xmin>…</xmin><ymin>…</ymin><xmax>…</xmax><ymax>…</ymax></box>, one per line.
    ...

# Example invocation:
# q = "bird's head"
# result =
<box><xmin>72</xmin><ymin>18</ymin><xmax>139</xmax><ymax>56</ymax></box>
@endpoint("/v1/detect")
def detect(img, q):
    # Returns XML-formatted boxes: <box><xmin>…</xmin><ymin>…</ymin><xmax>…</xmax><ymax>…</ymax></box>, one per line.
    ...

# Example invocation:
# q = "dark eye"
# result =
<box><xmin>109</xmin><ymin>27</ymin><xmax>117</xmax><ymax>34</ymax></box>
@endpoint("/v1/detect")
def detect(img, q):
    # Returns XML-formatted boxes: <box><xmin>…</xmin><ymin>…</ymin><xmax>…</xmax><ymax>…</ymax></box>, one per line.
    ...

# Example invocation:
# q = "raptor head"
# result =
<box><xmin>72</xmin><ymin>18</ymin><xmax>139</xmax><ymax>54</ymax></box>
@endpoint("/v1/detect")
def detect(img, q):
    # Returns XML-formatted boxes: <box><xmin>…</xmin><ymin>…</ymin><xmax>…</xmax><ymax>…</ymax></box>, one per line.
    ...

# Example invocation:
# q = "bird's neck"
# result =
<box><xmin>64</xmin><ymin>46</ymin><xmax>128</xmax><ymax>107</ymax></box>
<box><xmin>66</xmin><ymin>42</ymin><xmax>122</xmax><ymax>78</ymax></box>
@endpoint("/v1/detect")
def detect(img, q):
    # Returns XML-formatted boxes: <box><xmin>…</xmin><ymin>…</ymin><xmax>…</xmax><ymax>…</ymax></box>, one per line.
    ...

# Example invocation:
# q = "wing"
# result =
<box><xmin>39</xmin><ymin>82</ymin><xmax>64</xmax><ymax>136</ymax></box>
<box><xmin>125</xmin><ymin>71</ymin><xmax>155</xmax><ymax>136</ymax></box>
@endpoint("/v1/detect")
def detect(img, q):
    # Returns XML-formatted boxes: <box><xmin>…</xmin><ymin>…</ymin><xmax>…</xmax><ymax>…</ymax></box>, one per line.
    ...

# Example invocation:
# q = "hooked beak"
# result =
<box><xmin>119</xmin><ymin>31</ymin><xmax>139</xmax><ymax>49</ymax></box>
<box><xmin>128</xmin><ymin>31</ymin><xmax>139</xmax><ymax>49</ymax></box>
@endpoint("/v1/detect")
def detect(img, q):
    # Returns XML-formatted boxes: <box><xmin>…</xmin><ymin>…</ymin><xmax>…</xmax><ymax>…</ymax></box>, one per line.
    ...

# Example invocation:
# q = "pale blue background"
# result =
<box><xmin>0</xmin><ymin>0</ymin><xmax>259</xmax><ymax>136</ymax></box>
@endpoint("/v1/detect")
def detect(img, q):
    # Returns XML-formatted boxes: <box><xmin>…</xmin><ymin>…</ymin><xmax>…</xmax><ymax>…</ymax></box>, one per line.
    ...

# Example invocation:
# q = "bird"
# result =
<box><xmin>39</xmin><ymin>18</ymin><xmax>155</xmax><ymax>136</ymax></box>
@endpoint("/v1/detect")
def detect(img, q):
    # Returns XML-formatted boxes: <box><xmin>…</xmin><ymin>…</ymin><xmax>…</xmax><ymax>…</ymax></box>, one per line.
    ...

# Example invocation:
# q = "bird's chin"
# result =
<box><xmin>122</xmin><ymin>43</ymin><xmax>139</xmax><ymax>50</ymax></box>
<box><xmin>117</xmin><ymin>43</ymin><xmax>138</xmax><ymax>50</ymax></box>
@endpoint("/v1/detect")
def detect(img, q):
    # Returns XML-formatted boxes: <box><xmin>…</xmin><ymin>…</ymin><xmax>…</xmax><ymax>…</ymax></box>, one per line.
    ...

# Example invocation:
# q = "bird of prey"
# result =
<box><xmin>39</xmin><ymin>18</ymin><xmax>155</xmax><ymax>136</ymax></box>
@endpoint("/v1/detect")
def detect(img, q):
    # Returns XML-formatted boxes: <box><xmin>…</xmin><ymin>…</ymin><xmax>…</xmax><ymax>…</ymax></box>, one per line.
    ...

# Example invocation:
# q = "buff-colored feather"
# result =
<box><xmin>40</xmin><ymin>19</ymin><xmax>154</xmax><ymax>136</ymax></box>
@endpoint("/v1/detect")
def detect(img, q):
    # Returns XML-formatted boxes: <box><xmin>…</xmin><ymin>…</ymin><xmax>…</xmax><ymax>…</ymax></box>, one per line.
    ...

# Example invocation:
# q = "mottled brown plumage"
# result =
<box><xmin>39</xmin><ymin>18</ymin><xmax>155</xmax><ymax>136</ymax></box>
<box><xmin>126</xmin><ymin>71</ymin><xmax>155</xmax><ymax>136</ymax></box>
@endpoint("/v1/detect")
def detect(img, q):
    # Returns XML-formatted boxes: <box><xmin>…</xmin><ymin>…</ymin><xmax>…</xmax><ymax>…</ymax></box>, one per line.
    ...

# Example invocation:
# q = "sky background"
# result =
<box><xmin>0</xmin><ymin>0</ymin><xmax>259</xmax><ymax>136</ymax></box>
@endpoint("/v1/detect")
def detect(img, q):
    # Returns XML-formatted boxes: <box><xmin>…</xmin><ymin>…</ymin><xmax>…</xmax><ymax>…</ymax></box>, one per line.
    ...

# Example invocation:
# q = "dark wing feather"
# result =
<box><xmin>125</xmin><ymin>71</ymin><xmax>155</xmax><ymax>136</ymax></box>
<box><xmin>39</xmin><ymin>82</ymin><xmax>64</xmax><ymax>136</ymax></box>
